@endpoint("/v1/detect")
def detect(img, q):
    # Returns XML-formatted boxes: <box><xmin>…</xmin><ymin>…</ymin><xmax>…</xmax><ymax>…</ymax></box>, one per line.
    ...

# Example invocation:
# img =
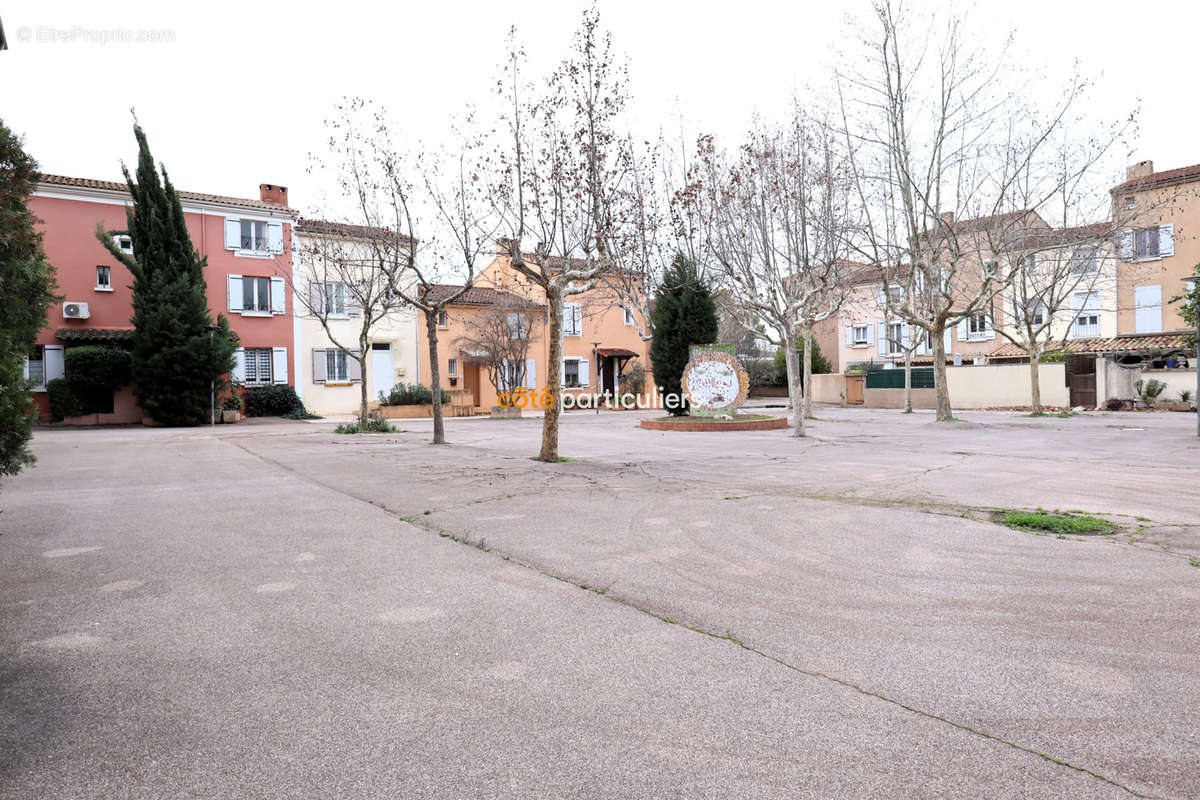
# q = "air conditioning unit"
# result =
<box><xmin>63</xmin><ymin>302</ymin><xmax>90</xmax><ymax>319</ymax></box>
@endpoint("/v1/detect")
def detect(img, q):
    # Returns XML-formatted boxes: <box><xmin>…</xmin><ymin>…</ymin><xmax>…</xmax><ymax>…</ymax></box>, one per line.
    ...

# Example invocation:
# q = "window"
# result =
<box><xmin>1019</xmin><ymin>299</ymin><xmax>1045</xmax><ymax>327</ymax></box>
<box><xmin>96</xmin><ymin>266</ymin><xmax>111</xmax><ymax>290</ymax></box>
<box><xmin>26</xmin><ymin>346</ymin><xmax>45</xmax><ymax>391</ymax></box>
<box><xmin>852</xmin><ymin>325</ymin><xmax>869</xmax><ymax>346</ymax></box>
<box><xmin>507</xmin><ymin>312</ymin><xmax>527</xmax><ymax>339</ymax></box>
<box><xmin>623</xmin><ymin>306</ymin><xmax>635</xmax><ymax>326</ymax></box>
<box><xmin>563</xmin><ymin>303</ymin><xmax>583</xmax><ymax>336</ymax></box>
<box><xmin>243</xmin><ymin>348</ymin><xmax>273</xmax><ymax>386</ymax></box>
<box><xmin>1135</xmin><ymin>227</ymin><xmax>1159</xmax><ymax>260</ymax></box>
<box><xmin>113</xmin><ymin>234</ymin><xmax>133</xmax><ymax>255</ymax></box>
<box><xmin>1070</xmin><ymin>246</ymin><xmax>1099</xmax><ymax>275</ymax></box>
<box><xmin>982</xmin><ymin>259</ymin><xmax>999</xmax><ymax>279</ymax></box>
<box><xmin>325</xmin><ymin>350</ymin><xmax>350</xmax><ymax>382</ymax></box>
<box><xmin>563</xmin><ymin>358</ymin><xmax>580</xmax><ymax>386</ymax></box>
<box><xmin>1072</xmin><ymin>292</ymin><xmax>1101</xmax><ymax>338</ymax></box>
<box><xmin>887</xmin><ymin>322</ymin><xmax>904</xmax><ymax>355</ymax></box>
<box><xmin>319</xmin><ymin>282</ymin><xmax>347</xmax><ymax>316</ymax></box>
<box><xmin>243</xmin><ymin>276</ymin><xmax>271</xmax><ymax>312</ymax></box>
<box><xmin>448</xmin><ymin>358</ymin><xmax>458</xmax><ymax>377</ymax></box>
<box><xmin>966</xmin><ymin>313</ymin><xmax>992</xmax><ymax>339</ymax></box>
<box><xmin>887</xmin><ymin>286</ymin><xmax>904</xmax><ymax>304</ymax></box>
<box><xmin>240</xmin><ymin>220</ymin><xmax>269</xmax><ymax>252</ymax></box>
<box><xmin>1123</xmin><ymin>196</ymin><xmax>1135</xmax><ymax>210</ymax></box>
<box><xmin>437</xmin><ymin>310</ymin><xmax>448</xmax><ymax>328</ymax></box>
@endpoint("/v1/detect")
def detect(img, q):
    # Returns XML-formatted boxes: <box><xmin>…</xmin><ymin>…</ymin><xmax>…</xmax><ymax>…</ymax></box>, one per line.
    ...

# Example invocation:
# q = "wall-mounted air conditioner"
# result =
<box><xmin>63</xmin><ymin>302</ymin><xmax>90</xmax><ymax>319</ymax></box>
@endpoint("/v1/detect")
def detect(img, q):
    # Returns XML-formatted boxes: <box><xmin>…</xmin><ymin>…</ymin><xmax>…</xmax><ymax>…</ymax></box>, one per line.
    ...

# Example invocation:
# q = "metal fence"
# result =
<box><xmin>865</xmin><ymin>368</ymin><xmax>935</xmax><ymax>389</ymax></box>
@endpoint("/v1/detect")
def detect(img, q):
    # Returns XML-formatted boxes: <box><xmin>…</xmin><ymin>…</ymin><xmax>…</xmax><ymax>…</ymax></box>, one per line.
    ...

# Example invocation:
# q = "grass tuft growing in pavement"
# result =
<box><xmin>997</xmin><ymin>510</ymin><xmax>1116</xmax><ymax>536</ymax></box>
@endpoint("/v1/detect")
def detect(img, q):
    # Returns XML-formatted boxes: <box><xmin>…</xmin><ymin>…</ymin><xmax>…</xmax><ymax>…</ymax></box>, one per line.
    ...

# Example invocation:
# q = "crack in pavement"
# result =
<box><xmin>231</xmin><ymin>435</ymin><xmax>1152</xmax><ymax>798</ymax></box>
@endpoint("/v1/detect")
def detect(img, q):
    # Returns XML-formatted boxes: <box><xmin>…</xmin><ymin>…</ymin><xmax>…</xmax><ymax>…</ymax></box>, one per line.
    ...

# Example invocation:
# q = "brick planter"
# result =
<box><xmin>640</xmin><ymin>415</ymin><xmax>789</xmax><ymax>432</ymax></box>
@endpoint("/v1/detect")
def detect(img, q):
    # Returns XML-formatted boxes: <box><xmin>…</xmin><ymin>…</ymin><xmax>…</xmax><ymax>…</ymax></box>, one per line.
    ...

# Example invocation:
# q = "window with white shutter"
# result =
<box><xmin>563</xmin><ymin>303</ymin><xmax>582</xmax><ymax>337</ymax></box>
<box><xmin>325</xmin><ymin>350</ymin><xmax>350</xmax><ymax>382</ymax></box>
<box><xmin>242</xmin><ymin>348</ymin><xmax>273</xmax><ymax>385</ymax></box>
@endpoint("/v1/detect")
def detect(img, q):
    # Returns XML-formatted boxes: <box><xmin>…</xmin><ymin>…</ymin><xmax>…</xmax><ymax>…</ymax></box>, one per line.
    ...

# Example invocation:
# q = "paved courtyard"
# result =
<box><xmin>1</xmin><ymin>407</ymin><xmax>1198</xmax><ymax>798</ymax></box>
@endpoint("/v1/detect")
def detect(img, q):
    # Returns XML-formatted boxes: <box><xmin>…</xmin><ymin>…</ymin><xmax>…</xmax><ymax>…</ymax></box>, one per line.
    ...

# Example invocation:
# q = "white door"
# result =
<box><xmin>371</xmin><ymin>344</ymin><xmax>395</xmax><ymax>398</ymax></box>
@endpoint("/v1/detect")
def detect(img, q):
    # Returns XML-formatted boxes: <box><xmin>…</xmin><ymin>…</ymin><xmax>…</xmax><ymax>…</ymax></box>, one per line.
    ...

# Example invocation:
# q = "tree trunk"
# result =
<box><xmin>358</xmin><ymin>331</ymin><xmax>370</xmax><ymax>427</ymax></box>
<box><xmin>802</xmin><ymin>328</ymin><xmax>814</xmax><ymax>419</ymax></box>
<box><xmin>903</xmin><ymin>348</ymin><xmax>913</xmax><ymax>414</ymax></box>
<box><xmin>538</xmin><ymin>285</ymin><xmax>564</xmax><ymax>462</ymax></box>
<box><xmin>424</xmin><ymin>309</ymin><xmax>446</xmax><ymax>444</ymax></box>
<box><xmin>1029</xmin><ymin>351</ymin><xmax>1043</xmax><ymax>416</ymax></box>
<box><xmin>931</xmin><ymin>324</ymin><xmax>952</xmax><ymax>422</ymax></box>
<box><xmin>783</xmin><ymin>326</ymin><xmax>805</xmax><ymax>437</ymax></box>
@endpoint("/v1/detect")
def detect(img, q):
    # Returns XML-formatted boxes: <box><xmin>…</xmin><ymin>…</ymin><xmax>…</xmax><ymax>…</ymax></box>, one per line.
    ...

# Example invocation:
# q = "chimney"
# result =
<box><xmin>937</xmin><ymin>211</ymin><xmax>955</xmax><ymax>225</ymax></box>
<box><xmin>259</xmin><ymin>183</ymin><xmax>288</xmax><ymax>206</ymax></box>
<box><xmin>1126</xmin><ymin>160</ymin><xmax>1154</xmax><ymax>182</ymax></box>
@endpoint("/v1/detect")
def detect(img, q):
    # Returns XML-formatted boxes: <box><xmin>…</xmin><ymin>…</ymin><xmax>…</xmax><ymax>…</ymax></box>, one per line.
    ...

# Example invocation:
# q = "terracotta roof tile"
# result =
<box><xmin>55</xmin><ymin>327</ymin><xmax>135</xmax><ymax>343</ymax></box>
<box><xmin>38</xmin><ymin>174</ymin><xmax>296</xmax><ymax>213</ymax></box>
<box><xmin>1113</xmin><ymin>163</ymin><xmax>1200</xmax><ymax>192</ymax></box>
<box><xmin>989</xmin><ymin>332</ymin><xmax>1190</xmax><ymax>359</ymax></box>
<box><xmin>422</xmin><ymin>283</ymin><xmax>544</xmax><ymax>308</ymax></box>
<box><xmin>296</xmin><ymin>218</ymin><xmax>411</xmax><ymax>242</ymax></box>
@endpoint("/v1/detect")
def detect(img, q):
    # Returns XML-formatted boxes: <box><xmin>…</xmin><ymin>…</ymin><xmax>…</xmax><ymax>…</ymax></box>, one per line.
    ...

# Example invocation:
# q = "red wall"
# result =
<box><xmin>29</xmin><ymin>192</ymin><xmax>294</xmax><ymax>416</ymax></box>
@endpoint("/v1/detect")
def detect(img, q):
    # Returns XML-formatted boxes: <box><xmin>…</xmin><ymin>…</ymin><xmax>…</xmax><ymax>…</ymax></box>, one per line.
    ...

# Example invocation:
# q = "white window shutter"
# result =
<box><xmin>346</xmin><ymin>287</ymin><xmax>362</xmax><ymax>317</ymax></box>
<box><xmin>1134</xmin><ymin>285</ymin><xmax>1163</xmax><ymax>333</ymax></box>
<box><xmin>943</xmin><ymin>329</ymin><xmax>952</xmax><ymax>354</ymax></box>
<box><xmin>225</xmin><ymin>219</ymin><xmax>241</xmax><ymax>250</ymax></box>
<box><xmin>267</xmin><ymin>222</ymin><xmax>284</xmax><ymax>254</ymax></box>
<box><xmin>232</xmin><ymin>348</ymin><xmax>246</xmax><ymax>382</ymax></box>
<box><xmin>877</xmin><ymin>322</ymin><xmax>887</xmax><ymax>356</ymax></box>
<box><xmin>348</xmin><ymin>351</ymin><xmax>363</xmax><ymax>383</ymax></box>
<box><xmin>901</xmin><ymin>324</ymin><xmax>911</xmax><ymax>348</ymax></box>
<box><xmin>311</xmin><ymin>349</ymin><xmax>327</xmax><ymax>383</ymax></box>
<box><xmin>956</xmin><ymin>318</ymin><xmax>968</xmax><ymax>341</ymax></box>
<box><xmin>308</xmin><ymin>282</ymin><xmax>323</xmax><ymax>316</ymax></box>
<box><xmin>228</xmin><ymin>275</ymin><xmax>243</xmax><ymax>313</ymax></box>
<box><xmin>876</xmin><ymin>288</ymin><xmax>886</xmax><ymax>308</ymax></box>
<box><xmin>844</xmin><ymin>326</ymin><xmax>853</xmax><ymax>347</ymax></box>
<box><xmin>22</xmin><ymin>357</ymin><xmax>29</xmax><ymax>381</ymax></box>
<box><xmin>1118</xmin><ymin>230</ymin><xmax>1134</xmax><ymax>262</ymax></box>
<box><xmin>864</xmin><ymin>324</ymin><xmax>874</xmax><ymax>347</ymax></box>
<box><xmin>1159</xmin><ymin>224</ymin><xmax>1175</xmax><ymax>257</ymax></box>
<box><xmin>270</xmin><ymin>277</ymin><xmax>286</xmax><ymax>314</ymax></box>
<box><xmin>271</xmin><ymin>347</ymin><xmax>288</xmax><ymax>384</ymax></box>
<box><xmin>982</xmin><ymin>313</ymin><xmax>995</xmax><ymax>340</ymax></box>
<box><xmin>44</xmin><ymin>345</ymin><xmax>65</xmax><ymax>382</ymax></box>
<box><xmin>525</xmin><ymin>358</ymin><xmax>536</xmax><ymax>390</ymax></box>
<box><xmin>578</xmin><ymin>358</ymin><xmax>590</xmax><ymax>386</ymax></box>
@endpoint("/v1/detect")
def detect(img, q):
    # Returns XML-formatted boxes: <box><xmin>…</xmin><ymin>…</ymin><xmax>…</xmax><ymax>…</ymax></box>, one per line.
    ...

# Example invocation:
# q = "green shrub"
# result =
<box><xmin>379</xmin><ymin>382</ymin><xmax>449</xmax><ymax>406</ymax></box>
<box><xmin>774</xmin><ymin>336</ymin><xmax>831</xmax><ymax>381</ymax></box>
<box><xmin>1135</xmin><ymin>378</ymin><xmax>1167</xmax><ymax>406</ymax></box>
<box><xmin>283</xmin><ymin>407</ymin><xmax>322</xmax><ymax>420</ymax></box>
<box><xmin>619</xmin><ymin>362</ymin><xmax>646</xmax><ymax>395</ymax></box>
<box><xmin>47</xmin><ymin>378</ymin><xmax>82</xmax><ymax>421</ymax></box>
<box><xmin>244</xmin><ymin>384</ymin><xmax>303</xmax><ymax>417</ymax></box>
<box><xmin>63</xmin><ymin>346</ymin><xmax>133</xmax><ymax>415</ymax></box>
<box><xmin>335</xmin><ymin>413</ymin><xmax>395</xmax><ymax>434</ymax></box>
<box><xmin>222</xmin><ymin>393</ymin><xmax>243</xmax><ymax>411</ymax></box>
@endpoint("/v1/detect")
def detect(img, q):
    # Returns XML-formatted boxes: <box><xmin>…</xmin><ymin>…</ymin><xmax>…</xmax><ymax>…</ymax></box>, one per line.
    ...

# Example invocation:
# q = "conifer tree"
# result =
<box><xmin>0</xmin><ymin>120</ymin><xmax>59</xmax><ymax>480</ymax></box>
<box><xmin>649</xmin><ymin>253</ymin><xmax>718</xmax><ymax>415</ymax></box>
<box><xmin>98</xmin><ymin>123</ymin><xmax>235</xmax><ymax>425</ymax></box>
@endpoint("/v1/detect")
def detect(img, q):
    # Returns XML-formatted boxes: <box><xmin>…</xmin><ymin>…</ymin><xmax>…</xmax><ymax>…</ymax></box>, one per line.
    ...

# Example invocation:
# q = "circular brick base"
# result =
<box><xmin>640</xmin><ymin>415</ymin><xmax>789</xmax><ymax>432</ymax></box>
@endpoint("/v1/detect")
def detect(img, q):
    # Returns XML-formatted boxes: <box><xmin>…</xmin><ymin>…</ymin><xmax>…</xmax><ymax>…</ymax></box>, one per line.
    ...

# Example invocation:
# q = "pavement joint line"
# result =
<box><xmin>233</xmin><ymin>435</ymin><xmax>1151</xmax><ymax>798</ymax></box>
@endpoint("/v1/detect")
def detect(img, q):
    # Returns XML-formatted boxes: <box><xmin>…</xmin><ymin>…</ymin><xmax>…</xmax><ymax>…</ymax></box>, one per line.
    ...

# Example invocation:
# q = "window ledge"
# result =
<box><xmin>239</xmin><ymin>311</ymin><xmax>273</xmax><ymax>318</ymax></box>
<box><xmin>232</xmin><ymin>249</ymin><xmax>277</xmax><ymax>258</ymax></box>
<box><xmin>324</xmin><ymin>381</ymin><xmax>353</xmax><ymax>386</ymax></box>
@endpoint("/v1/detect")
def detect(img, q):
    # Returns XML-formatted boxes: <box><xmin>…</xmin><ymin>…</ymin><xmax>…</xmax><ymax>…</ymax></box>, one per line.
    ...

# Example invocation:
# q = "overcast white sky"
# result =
<box><xmin>3</xmin><ymin>0</ymin><xmax>1197</xmax><ymax>217</ymax></box>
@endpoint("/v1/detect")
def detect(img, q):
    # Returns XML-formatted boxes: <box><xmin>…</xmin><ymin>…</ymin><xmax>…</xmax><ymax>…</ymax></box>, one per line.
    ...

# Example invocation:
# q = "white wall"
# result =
<box><xmin>944</xmin><ymin>362</ymin><xmax>1069</xmax><ymax>408</ymax></box>
<box><xmin>1139</xmin><ymin>368</ymin><xmax>1197</xmax><ymax>403</ymax></box>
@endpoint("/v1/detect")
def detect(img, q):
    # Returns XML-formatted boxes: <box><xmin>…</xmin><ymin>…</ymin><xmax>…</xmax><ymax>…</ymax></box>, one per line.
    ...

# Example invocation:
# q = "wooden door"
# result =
<box><xmin>464</xmin><ymin>364</ymin><xmax>481</xmax><ymax>407</ymax></box>
<box><xmin>845</xmin><ymin>375</ymin><xmax>865</xmax><ymax>405</ymax></box>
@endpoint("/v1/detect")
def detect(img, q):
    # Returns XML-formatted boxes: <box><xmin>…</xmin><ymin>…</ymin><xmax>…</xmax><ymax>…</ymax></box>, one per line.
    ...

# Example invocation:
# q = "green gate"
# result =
<box><xmin>865</xmin><ymin>368</ymin><xmax>935</xmax><ymax>389</ymax></box>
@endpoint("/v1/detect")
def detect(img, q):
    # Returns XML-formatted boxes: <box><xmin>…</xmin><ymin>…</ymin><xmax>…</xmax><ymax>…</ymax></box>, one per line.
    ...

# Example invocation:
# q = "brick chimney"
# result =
<box><xmin>1126</xmin><ymin>160</ymin><xmax>1154</xmax><ymax>182</ymax></box>
<box><xmin>259</xmin><ymin>183</ymin><xmax>288</xmax><ymax>206</ymax></box>
<box><xmin>937</xmin><ymin>211</ymin><xmax>955</xmax><ymax>225</ymax></box>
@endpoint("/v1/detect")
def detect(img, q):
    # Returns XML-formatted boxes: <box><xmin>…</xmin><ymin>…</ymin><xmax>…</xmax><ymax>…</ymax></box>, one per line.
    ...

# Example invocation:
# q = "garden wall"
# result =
<box><xmin>1138</xmin><ymin>368</ymin><xmax>1197</xmax><ymax>403</ymax></box>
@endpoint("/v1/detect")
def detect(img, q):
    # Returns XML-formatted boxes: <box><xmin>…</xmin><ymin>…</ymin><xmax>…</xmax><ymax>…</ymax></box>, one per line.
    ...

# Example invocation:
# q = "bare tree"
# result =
<box><xmin>453</xmin><ymin>297</ymin><xmax>541</xmax><ymax>402</ymax></box>
<box><xmin>488</xmin><ymin>10</ymin><xmax>630</xmax><ymax>461</ymax></box>
<box><xmin>287</xmin><ymin>220</ymin><xmax>411</xmax><ymax>426</ymax></box>
<box><xmin>309</xmin><ymin>98</ymin><xmax>492</xmax><ymax>444</ymax></box>
<box><xmin>688</xmin><ymin>106</ymin><xmax>853</xmax><ymax>436</ymax></box>
<box><xmin>837</xmin><ymin>0</ymin><xmax>1134</xmax><ymax>421</ymax></box>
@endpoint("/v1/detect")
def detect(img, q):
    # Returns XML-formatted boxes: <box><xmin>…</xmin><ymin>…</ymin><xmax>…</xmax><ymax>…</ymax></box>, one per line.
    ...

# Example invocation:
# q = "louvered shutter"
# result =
<box><xmin>44</xmin><ymin>345</ymin><xmax>65</xmax><ymax>382</ymax></box>
<box><xmin>228</xmin><ymin>275</ymin><xmax>244</xmax><ymax>313</ymax></box>
<box><xmin>877</xmin><ymin>322</ymin><xmax>887</xmax><ymax>356</ymax></box>
<box><xmin>272</xmin><ymin>347</ymin><xmax>288</xmax><ymax>384</ymax></box>
<box><xmin>312</xmin><ymin>349</ymin><xmax>327</xmax><ymax>383</ymax></box>
<box><xmin>1159</xmin><ymin>224</ymin><xmax>1175</xmax><ymax>257</ymax></box>
<box><xmin>956</xmin><ymin>318</ymin><xmax>968</xmax><ymax>341</ymax></box>
<box><xmin>225</xmin><ymin>219</ymin><xmax>241</xmax><ymax>250</ymax></box>
<box><xmin>844</xmin><ymin>326</ymin><xmax>853</xmax><ymax>347</ymax></box>
<box><xmin>309</xmin><ymin>282</ymin><xmax>324</xmax><ymax>316</ymax></box>
<box><xmin>578</xmin><ymin>358</ymin><xmax>590</xmax><ymax>387</ymax></box>
<box><xmin>1118</xmin><ymin>231</ymin><xmax>1134</xmax><ymax>262</ymax></box>
<box><xmin>525</xmin><ymin>359</ymin><xmax>537</xmax><ymax>390</ymax></box>
<box><xmin>348</xmin><ymin>351</ymin><xmax>363</xmax><ymax>383</ymax></box>
<box><xmin>864</xmin><ymin>323</ymin><xmax>874</xmax><ymax>347</ymax></box>
<box><xmin>232</xmin><ymin>348</ymin><xmax>246</xmax><ymax>382</ymax></box>
<box><xmin>267</xmin><ymin>222</ymin><xmax>284</xmax><ymax>254</ymax></box>
<box><xmin>270</xmin><ymin>277</ymin><xmax>286</xmax><ymax>314</ymax></box>
<box><xmin>346</xmin><ymin>285</ymin><xmax>362</xmax><ymax>317</ymax></box>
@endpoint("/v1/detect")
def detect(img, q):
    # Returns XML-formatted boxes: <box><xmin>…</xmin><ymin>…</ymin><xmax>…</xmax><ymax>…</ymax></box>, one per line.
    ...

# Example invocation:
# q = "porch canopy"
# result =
<box><xmin>988</xmin><ymin>332</ymin><xmax>1189</xmax><ymax>362</ymax></box>
<box><xmin>55</xmin><ymin>327</ymin><xmax>135</xmax><ymax>344</ymax></box>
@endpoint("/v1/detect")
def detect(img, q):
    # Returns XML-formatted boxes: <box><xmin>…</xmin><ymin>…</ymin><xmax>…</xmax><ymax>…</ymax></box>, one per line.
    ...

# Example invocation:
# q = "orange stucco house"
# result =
<box><xmin>416</xmin><ymin>244</ymin><xmax>652</xmax><ymax>411</ymax></box>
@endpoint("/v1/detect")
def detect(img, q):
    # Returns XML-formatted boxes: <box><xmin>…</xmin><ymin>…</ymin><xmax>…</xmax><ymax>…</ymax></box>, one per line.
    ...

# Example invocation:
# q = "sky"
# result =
<box><xmin>3</xmin><ymin>0</ymin><xmax>1198</xmax><ymax>218</ymax></box>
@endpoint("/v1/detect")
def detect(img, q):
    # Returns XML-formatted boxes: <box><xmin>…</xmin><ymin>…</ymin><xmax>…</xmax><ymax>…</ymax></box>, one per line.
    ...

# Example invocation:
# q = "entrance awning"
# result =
<box><xmin>596</xmin><ymin>347</ymin><xmax>639</xmax><ymax>359</ymax></box>
<box><xmin>55</xmin><ymin>327</ymin><xmax>135</xmax><ymax>343</ymax></box>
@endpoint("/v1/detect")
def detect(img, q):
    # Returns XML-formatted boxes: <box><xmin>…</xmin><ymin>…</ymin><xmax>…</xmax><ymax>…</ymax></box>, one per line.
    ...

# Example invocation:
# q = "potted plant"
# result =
<box><xmin>221</xmin><ymin>392</ymin><xmax>244</xmax><ymax>423</ymax></box>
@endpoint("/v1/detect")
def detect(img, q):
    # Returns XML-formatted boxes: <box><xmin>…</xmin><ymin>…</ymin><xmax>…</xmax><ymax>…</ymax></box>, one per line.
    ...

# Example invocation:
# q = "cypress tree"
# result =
<box><xmin>0</xmin><ymin>119</ymin><xmax>59</xmax><ymax>480</ymax></box>
<box><xmin>97</xmin><ymin>123</ymin><xmax>235</xmax><ymax>425</ymax></box>
<box><xmin>649</xmin><ymin>253</ymin><xmax>718</xmax><ymax>416</ymax></box>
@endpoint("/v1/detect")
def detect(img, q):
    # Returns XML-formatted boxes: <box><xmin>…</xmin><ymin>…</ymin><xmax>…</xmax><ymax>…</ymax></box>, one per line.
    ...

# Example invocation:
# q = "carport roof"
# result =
<box><xmin>989</xmin><ymin>332</ymin><xmax>1190</xmax><ymax>359</ymax></box>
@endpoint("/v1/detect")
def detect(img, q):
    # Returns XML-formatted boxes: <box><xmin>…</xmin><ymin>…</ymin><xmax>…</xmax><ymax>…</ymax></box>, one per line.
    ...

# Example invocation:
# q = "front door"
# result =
<box><xmin>463</xmin><ymin>363</ymin><xmax>481</xmax><ymax>407</ymax></box>
<box><xmin>371</xmin><ymin>343</ymin><xmax>394</xmax><ymax>398</ymax></box>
